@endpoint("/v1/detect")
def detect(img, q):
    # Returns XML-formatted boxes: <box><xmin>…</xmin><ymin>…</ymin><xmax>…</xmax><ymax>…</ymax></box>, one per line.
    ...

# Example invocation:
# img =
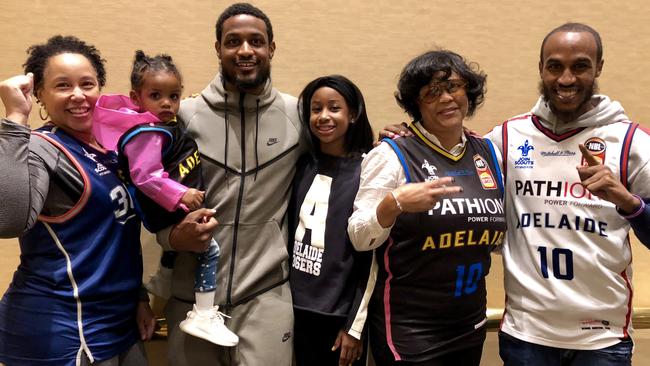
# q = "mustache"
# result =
<box><xmin>220</xmin><ymin>63</ymin><xmax>271</xmax><ymax>91</ymax></box>
<box><xmin>538</xmin><ymin>80</ymin><xmax>599</xmax><ymax>106</ymax></box>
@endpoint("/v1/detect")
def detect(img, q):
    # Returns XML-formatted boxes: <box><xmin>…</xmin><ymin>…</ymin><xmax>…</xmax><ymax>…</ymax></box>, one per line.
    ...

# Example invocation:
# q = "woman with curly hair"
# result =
<box><xmin>348</xmin><ymin>50</ymin><xmax>505</xmax><ymax>365</ymax></box>
<box><xmin>0</xmin><ymin>35</ymin><xmax>151</xmax><ymax>365</ymax></box>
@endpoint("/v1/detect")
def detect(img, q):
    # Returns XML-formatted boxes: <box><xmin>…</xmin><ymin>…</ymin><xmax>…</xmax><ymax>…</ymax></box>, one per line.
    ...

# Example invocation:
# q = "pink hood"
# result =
<box><xmin>93</xmin><ymin>94</ymin><xmax>160</xmax><ymax>151</ymax></box>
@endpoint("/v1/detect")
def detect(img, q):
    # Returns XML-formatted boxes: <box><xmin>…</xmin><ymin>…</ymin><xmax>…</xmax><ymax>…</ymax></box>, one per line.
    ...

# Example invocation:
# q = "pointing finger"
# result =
<box><xmin>579</xmin><ymin>144</ymin><xmax>600</xmax><ymax>167</ymax></box>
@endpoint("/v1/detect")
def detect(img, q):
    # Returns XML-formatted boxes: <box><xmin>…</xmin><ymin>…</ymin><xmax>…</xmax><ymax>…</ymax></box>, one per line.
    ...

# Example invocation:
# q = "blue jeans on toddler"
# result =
<box><xmin>195</xmin><ymin>238</ymin><xmax>219</xmax><ymax>292</ymax></box>
<box><xmin>499</xmin><ymin>331</ymin><xmax>632</xmax><ymax>366</ymax></box>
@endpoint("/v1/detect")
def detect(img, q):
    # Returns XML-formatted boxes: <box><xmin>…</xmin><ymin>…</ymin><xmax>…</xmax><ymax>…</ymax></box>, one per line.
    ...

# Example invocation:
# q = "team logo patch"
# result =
<box><xmin>473</xmin><ymin>154</ymin><xmax>497</xmax><ymax>190</ymax></box>
<box><xmin>581</xmin><ymin>137</ymin><xmax>606</xmax><ymax>165</ymax></box>
<box><xmin>82</xmin><ymin>147</ymin><xmax>110</xmax><ymax>176</ymax></box>
<box><xmin>514</xmin><ymin>139</ymin><xmax>535</xmax><ymax>168</ymax></box>
<box><xmin>421</xmin><ymin>159</ymin><xmax>439</xmax><ymax>181</ymax></box>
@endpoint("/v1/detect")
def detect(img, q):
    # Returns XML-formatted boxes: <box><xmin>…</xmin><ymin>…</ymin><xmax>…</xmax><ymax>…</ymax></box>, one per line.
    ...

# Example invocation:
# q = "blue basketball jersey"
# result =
<box><xmin>0</xmin><ymin>126</ymin><xmax>142</xmax><ymax>365</ymax></box>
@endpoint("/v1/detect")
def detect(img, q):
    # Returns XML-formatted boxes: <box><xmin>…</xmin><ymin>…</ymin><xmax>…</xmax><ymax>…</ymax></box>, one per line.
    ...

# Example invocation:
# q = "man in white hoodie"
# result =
<box><xmin>486</xmin><ymin>23</ymin><xmax>650</xmax><ymax>365</ymax></box>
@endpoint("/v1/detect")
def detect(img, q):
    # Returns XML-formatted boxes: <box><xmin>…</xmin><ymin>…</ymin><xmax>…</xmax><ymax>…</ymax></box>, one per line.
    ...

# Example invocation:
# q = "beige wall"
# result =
<box><xmin>1</xmin><ymin>0</ymin><xmax>650</xmax><ymax>308</ymax></box>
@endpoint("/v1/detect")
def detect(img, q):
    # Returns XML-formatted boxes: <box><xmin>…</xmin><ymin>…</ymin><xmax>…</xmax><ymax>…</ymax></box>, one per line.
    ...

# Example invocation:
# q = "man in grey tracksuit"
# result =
<box><xmin>156</xmin><ymin>3</ymin><xmax>306</xmax><ymax>365</ymax></box>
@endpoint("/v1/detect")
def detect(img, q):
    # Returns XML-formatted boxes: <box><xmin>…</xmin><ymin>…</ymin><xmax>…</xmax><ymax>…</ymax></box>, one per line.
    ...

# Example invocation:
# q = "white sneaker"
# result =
<box><xmin>144</xmin><ymin>266</ymin><xmax>173</xmax><ymax>299</ymax></box>
<box><xmin>179</xmin><ymin>305</ymin><xmax>239</xmax><ymax>347</ymax></box>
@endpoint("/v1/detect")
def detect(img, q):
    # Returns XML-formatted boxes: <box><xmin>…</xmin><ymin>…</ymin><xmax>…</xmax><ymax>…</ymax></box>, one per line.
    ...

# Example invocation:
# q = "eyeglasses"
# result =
<box><xmin>419</xmin><ymin>80</ymin><xmax>467</xmax><ymax>103</ymax></box>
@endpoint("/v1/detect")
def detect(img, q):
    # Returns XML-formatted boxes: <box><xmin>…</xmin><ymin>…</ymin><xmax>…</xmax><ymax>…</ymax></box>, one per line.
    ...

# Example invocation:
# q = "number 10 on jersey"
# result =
<box><xmin>454</xmin><ymin>263</ymin><xmax>483</xmax><ymax>297</ymax></box>
<box><xmin>537</xmin><ymin>246</ymin><xmax>574</xmax><ymax>280</ymax></box>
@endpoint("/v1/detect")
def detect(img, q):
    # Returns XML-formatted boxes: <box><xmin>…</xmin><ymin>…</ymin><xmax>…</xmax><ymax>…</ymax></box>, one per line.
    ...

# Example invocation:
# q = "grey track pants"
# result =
<box><xmin>165</xmin><ymin>282</ymin><xmax>294</xmax><ymax>366</ymax></box>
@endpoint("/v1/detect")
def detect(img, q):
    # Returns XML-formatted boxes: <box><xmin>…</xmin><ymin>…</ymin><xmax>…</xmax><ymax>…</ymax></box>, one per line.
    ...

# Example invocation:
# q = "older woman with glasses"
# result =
<box><xmin>348</xmin><ymin>50</ymin><xmax>505</xmax><ymax>366</ymax></box>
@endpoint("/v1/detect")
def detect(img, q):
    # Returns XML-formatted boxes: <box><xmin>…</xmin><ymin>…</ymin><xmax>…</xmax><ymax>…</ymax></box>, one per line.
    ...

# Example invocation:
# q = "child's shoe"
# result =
<box><xmin>144</xmin><ymin>266</ymin><xmax>173</xmax><ymax>299</ymax></box>
<box><xmin>179</xmin><ymin>305</ymin><xmax>239</xmax><ymax>346</ymax></box>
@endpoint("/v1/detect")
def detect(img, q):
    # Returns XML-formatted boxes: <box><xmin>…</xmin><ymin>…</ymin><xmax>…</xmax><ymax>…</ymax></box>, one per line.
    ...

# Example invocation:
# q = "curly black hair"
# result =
<box><xmin>215</xmin><ymin>3</ymin><xmax>273</xmax><ymax>42</ymax></box>
<box><xmin>23</xmin><ymin>35</ymin><xmax>106</xmax><ymax>94</ymax></box>
<box><xmin>130</xmin><ymin>50</ymin><xmax>182</xmax><ymax>91</ymax></box>
<box><xmin>298</xmin><ymin>75</ymin><xmax>374</xmax><ymax>157</ymax></box>
<box><xmin>395</xmin><ymin>50</ymin><xmax>487</xmax><ymax>122</ymax></box>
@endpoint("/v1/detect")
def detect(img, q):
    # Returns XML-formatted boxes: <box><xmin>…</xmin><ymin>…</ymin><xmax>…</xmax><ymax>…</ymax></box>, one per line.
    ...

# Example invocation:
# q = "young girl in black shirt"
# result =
<box><xmin>289</xmin><ymin>75</ymin><xmax>374</xmax><ymax>366</ymax></box>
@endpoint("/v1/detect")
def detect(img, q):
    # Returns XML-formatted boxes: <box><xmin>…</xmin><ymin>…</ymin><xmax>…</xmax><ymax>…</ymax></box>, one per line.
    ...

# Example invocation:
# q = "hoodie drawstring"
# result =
<box><xmin>254</xmin><ymin>98</ymin><xmax>260</xmax><ymax>181</ymax></box>
<box><xmin>220</xmin><ymin>91</ymin><xmax>261</xmax><ymax>183</ymax></box>
<box><xmin>224</xmin><ymin>92</ymin><xmax>229</xmax><ymax>186</ymax></box>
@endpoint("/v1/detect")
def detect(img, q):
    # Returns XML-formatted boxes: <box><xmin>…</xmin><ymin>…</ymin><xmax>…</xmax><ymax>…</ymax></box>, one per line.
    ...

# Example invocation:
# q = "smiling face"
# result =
<box><xmin>309</xmin><ymin>86</ymin><xmax>353</xmax><ymax>157</ymax></box>
<box><xmin>37</xmin><ymin>53</ymin><xmax>100</xmax><ymax>138</ymax></box>
<box><xmin>216</xmin><ymin>14</ymin><xmax>275</xmax><ymax>94</ymax></box>
<box><xmin>131</xmin><ymin>70</ymin><xmax>182</xmax><ymax>123</ymax></box>
<box><xmin>417</xmin><ymin>71</ymin><xmax>469</xmax><ymax>141</ymax></box>
<box><xmin>539</xmin><ymin>31</ymin><xmax>603</xmax><ymax>122</ymax></box>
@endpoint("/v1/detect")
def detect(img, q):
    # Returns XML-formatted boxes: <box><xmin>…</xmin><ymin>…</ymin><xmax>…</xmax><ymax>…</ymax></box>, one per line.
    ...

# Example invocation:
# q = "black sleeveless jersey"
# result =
<box><xmin>371</xmin><ymin>130</ymin><xmax>506</xmax><ymax>362</ymax></box>
<box><xmin>117</xmin><ymin>121</ymin><xmax>203</xmax><ymax>232</ymax></box>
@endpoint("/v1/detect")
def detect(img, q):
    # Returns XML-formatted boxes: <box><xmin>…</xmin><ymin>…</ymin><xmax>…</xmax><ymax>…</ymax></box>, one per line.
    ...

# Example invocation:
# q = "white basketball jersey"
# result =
<box><xmin>498</xmin><ymin>113</ymin><xmax>640</xmax><ymax>350</ymax></box>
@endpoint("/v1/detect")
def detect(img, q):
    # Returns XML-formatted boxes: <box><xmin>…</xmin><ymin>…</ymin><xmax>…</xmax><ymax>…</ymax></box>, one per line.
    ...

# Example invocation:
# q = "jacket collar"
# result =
<box><xmin>201</xmin><ymin>73</ymin><xmax>277</xmax><ymax>111</ymax></box>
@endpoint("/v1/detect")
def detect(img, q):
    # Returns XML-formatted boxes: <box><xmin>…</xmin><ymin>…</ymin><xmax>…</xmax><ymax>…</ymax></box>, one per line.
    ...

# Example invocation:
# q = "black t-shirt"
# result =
<box><xmin>289</xmin><ymin>153</ymin><xmax>373</xmax><ymax>332</ymax></box>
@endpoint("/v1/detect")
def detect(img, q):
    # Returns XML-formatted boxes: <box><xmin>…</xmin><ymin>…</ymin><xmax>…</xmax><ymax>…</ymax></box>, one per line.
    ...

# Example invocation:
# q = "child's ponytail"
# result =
<box><xmin>130</xmin><ymin>50</ymin><xmax>182</xmax><ymax>91</ymax></box>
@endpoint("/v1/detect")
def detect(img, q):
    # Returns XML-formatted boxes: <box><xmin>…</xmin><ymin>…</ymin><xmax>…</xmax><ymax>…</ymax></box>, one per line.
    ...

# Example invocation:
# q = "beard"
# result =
<box><xmin>221</xmin><ymin>62</ymin><xmax>271</xmax><ymax>92</ymax></box>
<box><xmin>538</xmin><ymin>80</ymin><xmax>599</xmax><ymax>119</ymax></box>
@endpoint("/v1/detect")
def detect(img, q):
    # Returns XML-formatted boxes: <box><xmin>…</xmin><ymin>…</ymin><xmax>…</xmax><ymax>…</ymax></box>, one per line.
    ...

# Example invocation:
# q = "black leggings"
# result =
<box><xmin>294</xmin><ymin>308</ymin><xmax>367</xmax><ymax>366</ymax></box>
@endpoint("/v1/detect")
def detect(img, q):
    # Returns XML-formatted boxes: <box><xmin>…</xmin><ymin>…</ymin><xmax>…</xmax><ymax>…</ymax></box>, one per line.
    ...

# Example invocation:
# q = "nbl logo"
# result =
<box><xmin>473</xmin><ymin>155</ymin><xmax>497</xmax><ymax>190</ymax></box>
<box><xmin>474</xmin><ymin>158</ymin><xmax>486</xmax><ymax>169</ymax></box>
<box><xmin>582</xmin><ymin>137</ymin><xmax>606</xmax><ymax>165</ymax></box>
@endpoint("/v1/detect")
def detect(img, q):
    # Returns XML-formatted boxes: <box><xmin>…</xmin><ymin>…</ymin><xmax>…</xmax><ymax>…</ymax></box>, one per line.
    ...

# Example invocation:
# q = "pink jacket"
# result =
<box><xmin>94</xmin><ymin>94</ymin><xmax>188</xmax><ymax>212</ymax></box>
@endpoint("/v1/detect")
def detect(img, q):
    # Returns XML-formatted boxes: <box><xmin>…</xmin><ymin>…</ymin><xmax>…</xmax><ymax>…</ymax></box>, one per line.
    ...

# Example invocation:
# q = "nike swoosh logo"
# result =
<box><xmin>282</xmin><ymin>332</ymin><xmax>291</xmax><ymax>342</ymax></box>
<box><xmin>267</xmin><ymin>140</ymin><xmax>279</xmax><ymax>146</ymax></box>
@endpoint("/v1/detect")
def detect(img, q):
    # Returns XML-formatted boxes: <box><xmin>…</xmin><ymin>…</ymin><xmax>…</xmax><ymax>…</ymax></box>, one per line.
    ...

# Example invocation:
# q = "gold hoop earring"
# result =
<box><xmin>39</xmin><ymin>104</ymin><xmax>49</xmax><ymax>121</ymax></box>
